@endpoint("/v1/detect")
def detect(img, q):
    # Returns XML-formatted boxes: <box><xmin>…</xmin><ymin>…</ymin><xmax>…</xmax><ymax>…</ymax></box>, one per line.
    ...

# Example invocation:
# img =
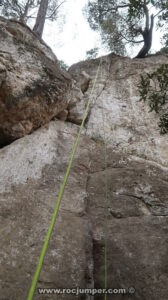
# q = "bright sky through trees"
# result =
<box><xmin>43</xmin><ymin>0</ymin><xmax>109</xmax><ymax>65</ymax></box>
<box><xmin>43</xmin><ymin>0</ymin><xmax>162</xmax><ymax>66</ymax></box>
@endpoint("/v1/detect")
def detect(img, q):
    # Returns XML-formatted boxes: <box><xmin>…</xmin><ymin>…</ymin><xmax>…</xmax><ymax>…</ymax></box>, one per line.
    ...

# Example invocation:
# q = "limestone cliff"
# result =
<box><xmin>0</xmin><ymin>19</ymin><xmax>168</xmax><ymax>300</ymax></box>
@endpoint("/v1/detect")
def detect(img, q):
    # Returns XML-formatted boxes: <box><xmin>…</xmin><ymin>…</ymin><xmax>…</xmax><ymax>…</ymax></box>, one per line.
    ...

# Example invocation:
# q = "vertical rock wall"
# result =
<box><xmin>0</xmin><ymin>50</ymin><xmax>168</xmax><ymax>300</ymax></box>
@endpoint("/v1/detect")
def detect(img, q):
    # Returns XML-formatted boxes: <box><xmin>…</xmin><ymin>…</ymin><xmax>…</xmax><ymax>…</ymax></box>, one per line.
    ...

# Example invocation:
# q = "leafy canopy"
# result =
<box><xmin>85</xmin><ymin>47</ymin><xmax>99</xmax><ymax>59</ymax></box>
<box><xmin>138</xmin><ymin>64</ymin><xmax>168</xmax><ymax>134</ymax></box>
<box><xmin>85</xmin><ymin>0</ymin><xmax>168</xmax><ymax>56</ymax></box>
<box><xmin>0</xmin><ymin>0</ymin><xmax>63</xmax><ymax>24</ymax></box>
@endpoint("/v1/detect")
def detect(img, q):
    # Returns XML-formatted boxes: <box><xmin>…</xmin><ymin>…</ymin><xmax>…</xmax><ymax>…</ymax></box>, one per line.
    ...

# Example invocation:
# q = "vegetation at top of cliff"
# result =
<box><xmin>85</xmin><ymin>47</ymin><xmax>99</xmax><ymax>60</ymax></box>
<box><xmin>84</xmin><ymin>0</ymin><xmax>168</xmax><ymax>58</ymax></box>
<box><xmin>59</xmin><ymin>60</ymin><xmax>69</xmax><ymax>70</ymax></box>
<box><xmin>0</xmin><ymin>0</ymin><xmax>65</xmax><ymax>38</ymax></box>
<box><xmin>138</xmin><ymin>64</ymin><xmax>168</xmax><ymax>133</ymax></box>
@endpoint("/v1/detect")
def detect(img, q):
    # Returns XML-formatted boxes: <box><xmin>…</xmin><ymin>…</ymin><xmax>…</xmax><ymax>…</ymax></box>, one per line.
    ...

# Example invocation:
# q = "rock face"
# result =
<box><xmin>69</xmin><ymin>53</ymin><xmax>168</xmax><ymax>167</ymax></box>
<box><xmin>0</xmin><ymin>17</ymin><xmax>71</xmax><ymax>147</ymax></box>
<box><xmin>0</xmin><ymin>51</ymin><xmax>168</xmax><ymax>300</ymax></box>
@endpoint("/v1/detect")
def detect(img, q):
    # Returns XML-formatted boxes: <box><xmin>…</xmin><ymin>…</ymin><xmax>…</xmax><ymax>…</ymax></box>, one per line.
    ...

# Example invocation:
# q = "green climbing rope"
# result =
<box><xmin>27</xmin><ymin>59</ymin><xmax>102</xmax><ymax>300</ymax></box>
<box><xmin>102</xmin><ymin>106</ymin><xmax>108</xmax><ymax>300</ymax></box>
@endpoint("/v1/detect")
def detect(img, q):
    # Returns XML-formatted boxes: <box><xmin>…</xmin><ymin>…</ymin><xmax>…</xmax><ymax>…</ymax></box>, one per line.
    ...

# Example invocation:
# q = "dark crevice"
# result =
<box><xmin>0</xmin><ymin>129</ymin><xmax>16</xmax><ymax>148</ymax></box>
<box><xmin>0</xmin><ymin>125</ymin><xmax>40</xmax><ymax>149</ymax></box>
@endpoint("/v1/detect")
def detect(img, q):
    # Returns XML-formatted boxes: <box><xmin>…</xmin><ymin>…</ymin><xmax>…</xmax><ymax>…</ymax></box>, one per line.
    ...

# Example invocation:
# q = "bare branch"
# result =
<box><xmin>47</xmin><ymin>0</ymin><xmax>65</xmax><ymax>20</ymax></box>
<box><xmin>120</xmin><ymin>31</ymin><xmax>144</xmax><ymax>44</ymax></box>
<box><xmin>98</xmin><ymin>2</ymin><xmax>130</xmax><ymax>15</ymax></box>
<box><xmin>19</xmin><ymin>0</ymin><xmax>31</xmax><ymax>22</ymax></box>
<box><xmin>117</xmin><ymin>4</ymin><xmax>130</xmax><ymax>9</ymax></box>
<box><xmin>153</xmin><ymin>8</ymin><xmax>165</xmax><ymax>19</ymax></box>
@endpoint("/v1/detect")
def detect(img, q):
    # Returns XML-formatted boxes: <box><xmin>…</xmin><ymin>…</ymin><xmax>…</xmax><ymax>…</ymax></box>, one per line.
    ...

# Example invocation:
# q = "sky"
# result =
<box><xmin>44</xmin><ymin>0</ymin><xmax>101</xmax><ymax>66</ymax></box>
<box><xmin>43</xmin><ymin>0</ymin><xmax>163</xmax><ymax>67</ymax></box>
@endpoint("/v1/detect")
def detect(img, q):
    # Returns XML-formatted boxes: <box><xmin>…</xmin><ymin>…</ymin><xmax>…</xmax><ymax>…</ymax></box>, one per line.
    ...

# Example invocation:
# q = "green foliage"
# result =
<box><xmin>0</xmin><ymin>0</ymin><xmax>39</xmax><ymax>21</ymax></box>
<box><xmin>128</xmin><ymin>0</ymin><xmax>147</xmax><ymax>20</ymax></box>
<box><xmin>85</xmin><ymin>47</ymin><xmax>99</xmax><ymax>59</ymax></box>
<box><xmin>59</xmin><ymin>60</ymin><xmax>69</xmax><ymax>70</ymax></box>
<box><xmin>100</xmin><ymin>14</ymin><xmax>126</xmax><ymax>55</ymax></box>
<box><xmin>159</xmin><ymin>112</ymin><xmax>168</xmax><ymax>134</ymax></box>
<box><xmin>160</xmin><ymin>31</ymin><xmax>168</xmax><ymax>53</ymax></box>
<box><xmin>138</xmin><ymin>64</ymin><xmax>168</xmax><ymax>133</ymax></box>
<box><xmin>0</xmin><ymin>0</ymin><xmax>62</xmax><ymax>24</ymax></box>
<box><xmin>85</xmin><ymin>0</ymin><xmax>168</xmax><ymax>56</ymax></box>
<box><xmin>162</xmin><ymin>32</ymin><xmax>168</xmax><ymax>47</ymax></box>
<box><xmin>84</xmin><ymin>0</ymin><xmax>127</xmax><ymax>55</ymax></box>
<box><xmin>160</xmin><ymin>46</ymin><xmax>168</xmax><ymax>54</ymax></box>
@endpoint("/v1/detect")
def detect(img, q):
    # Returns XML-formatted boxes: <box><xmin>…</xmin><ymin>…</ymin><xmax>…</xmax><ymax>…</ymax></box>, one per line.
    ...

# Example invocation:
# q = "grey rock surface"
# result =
<box><xmin>0</xmin><ymin>52</ymin><xmax>168</xmax><ymax>300</ymax></box>
<box><xmin>0</xmin><ymin>121</ymin><xmax>93</xmax><ymax>300</ymax></box>
<box><xmin>69</xmin><ymin>53</ymin><xmax>168</xmax><ymax>167</ymax></box>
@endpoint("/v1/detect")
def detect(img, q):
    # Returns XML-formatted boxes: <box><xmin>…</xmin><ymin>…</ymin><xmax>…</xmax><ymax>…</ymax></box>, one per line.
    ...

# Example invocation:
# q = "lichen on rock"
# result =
<box><xmin>0</xmin><ymin>17</ymin><xmax>72</xmax><ymax>148</ymax></box>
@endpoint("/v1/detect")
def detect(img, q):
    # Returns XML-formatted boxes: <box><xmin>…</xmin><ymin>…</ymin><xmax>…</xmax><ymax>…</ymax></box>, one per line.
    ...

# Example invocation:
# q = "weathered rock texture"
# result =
<box><xmin>69</xmin><ymin>53</ymin><xmax>168</xmax><ymax>167</ymax></box>
<box><xmin>0</xmin><ymin>52</ymin><xmax>168</xmax><ymax>300</ymax></box>
<box><xmin>0</xmin><ymin>17</ymin><xmax>71</xmax><ymax>148</ymax></box>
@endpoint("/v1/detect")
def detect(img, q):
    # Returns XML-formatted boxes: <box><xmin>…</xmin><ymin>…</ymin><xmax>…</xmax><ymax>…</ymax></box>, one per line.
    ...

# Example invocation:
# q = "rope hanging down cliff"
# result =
<box><xmin>27</xmin><ymin>59</ymin><xmax>102</xmax><ymax>300</ymax></box>
<box><xmin>102</xmin><ymin>104</ymin><xmax>109</xmax><ymax>300</ymax></box>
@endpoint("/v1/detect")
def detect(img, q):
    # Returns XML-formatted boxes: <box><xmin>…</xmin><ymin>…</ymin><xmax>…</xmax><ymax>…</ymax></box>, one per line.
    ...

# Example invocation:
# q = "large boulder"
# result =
<box><xmin>0</xmin><ymin>17</ymin><xmax>71</xmax><ymax>147</ymax></box>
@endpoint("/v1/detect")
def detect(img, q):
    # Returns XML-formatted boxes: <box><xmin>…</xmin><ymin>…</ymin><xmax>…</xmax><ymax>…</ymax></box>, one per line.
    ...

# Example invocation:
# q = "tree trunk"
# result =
<box><xmin>135</xmin><ymin>14</ymin><xmax>154</xmax><ymax>58</ymax></box>
<box><xmin>19</xmin><ymin>0</ymin><xmax>31</xmax><ymax>23</ymax></box>
<box><xmin>33</xmin><ymin>0</ymin><xmax>48</xmax><ymax>38</ymax></box>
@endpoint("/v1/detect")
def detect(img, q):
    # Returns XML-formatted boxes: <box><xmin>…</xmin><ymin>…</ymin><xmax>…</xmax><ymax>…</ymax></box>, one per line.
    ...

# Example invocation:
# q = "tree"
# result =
<box><xmin>138</xmin><ymin>64</ymin><xmax>168</xmax><ymax>133</ymax></box>
<box><xmin>85</xmin><ymin>47</ymin><xmax>99</xmax><ymax>59</ymax></box>
<box><xmin>0</xmin><ymin>0</ymin><xmax>39</xmax><ymax>23</ymax></box>
<box><xmin>59</xmin><ymin>59</ymin><xmax>69</xmax><ymax>70</ymax></box>
<box><xmin>0</xmin><ymin>0</ymin><xmax>65</xmax><ymax>38</ymax></box>
<box><xmin>85</xmin><ymin>0</ymin><xmax>168</xmax><ymax>58</ymax></box>
<box><xmin>33</xmin><ymin>0</ymin><xmax>65</xmax><ymax>37</ymax></box>
<box><xmin>33</xmin><ymin>0</ymin><xmax>48</xmax><ymax>37</ymax></box>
